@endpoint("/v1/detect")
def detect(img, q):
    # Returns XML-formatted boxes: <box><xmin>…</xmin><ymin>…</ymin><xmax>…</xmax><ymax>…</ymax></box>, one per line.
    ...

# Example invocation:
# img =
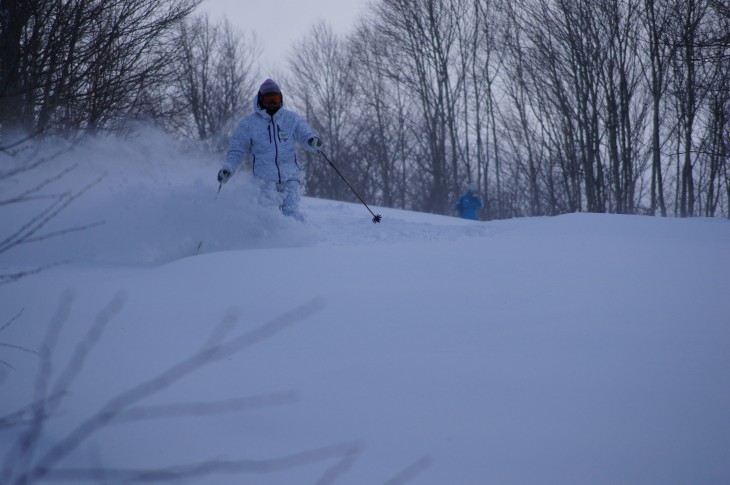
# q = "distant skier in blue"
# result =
<box><xmin>217</xmin><ymin>79</ymin><xmax>322</xmax><ymax>222</ymax></box>
<box><xmin>454</xmin><ymin>182</ymin><xmax>484</xmax><ymax>220</ymax></box>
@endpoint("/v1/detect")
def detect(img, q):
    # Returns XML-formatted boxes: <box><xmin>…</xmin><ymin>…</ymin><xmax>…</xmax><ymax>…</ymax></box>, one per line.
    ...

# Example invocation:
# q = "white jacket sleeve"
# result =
<box><xmin>292</xmin><ymin>113</ymin><xmax>319</xmax><ymax>153</ymax></box>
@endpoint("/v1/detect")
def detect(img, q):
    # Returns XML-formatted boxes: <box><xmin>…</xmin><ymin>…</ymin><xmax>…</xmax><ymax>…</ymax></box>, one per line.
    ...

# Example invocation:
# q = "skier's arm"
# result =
<box><xmin>293</xmin><ymin>113</ymin><xmax>321</xmax><ymax>153</ymax></box>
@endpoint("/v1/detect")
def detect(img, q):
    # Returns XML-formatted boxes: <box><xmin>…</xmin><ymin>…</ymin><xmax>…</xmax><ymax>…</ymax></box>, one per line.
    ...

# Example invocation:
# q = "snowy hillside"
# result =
<box><xmin>1</xmin><ymin>132</ymin><xmax>729</xmax><ymax>484</ymax></box>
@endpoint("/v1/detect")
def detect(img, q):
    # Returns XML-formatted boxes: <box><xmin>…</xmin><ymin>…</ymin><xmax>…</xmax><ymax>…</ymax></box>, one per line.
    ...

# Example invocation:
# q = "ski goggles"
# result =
<box><xmin>260</xmin><ymin>92</ymin><xmax>282</xmax><ymax>106</ymax></box>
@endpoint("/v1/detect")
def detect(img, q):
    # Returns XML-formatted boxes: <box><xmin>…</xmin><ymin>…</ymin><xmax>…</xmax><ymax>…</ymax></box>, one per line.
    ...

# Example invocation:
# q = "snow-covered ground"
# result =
<box><xmin>1</xmin><ymin>132</ymin><xmax>729</xmax><ymax>484</ymax></box>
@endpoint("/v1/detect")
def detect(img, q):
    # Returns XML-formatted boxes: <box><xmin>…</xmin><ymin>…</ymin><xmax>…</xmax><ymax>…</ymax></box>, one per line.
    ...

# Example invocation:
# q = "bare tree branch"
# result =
<box><xmin>6</xmin><ymin>296</ymin><xmax>326</xmax><ymax>483</ymax></box>
<box><xmin>110</xmin><ymin>391</ymin><xmax>300</xmax><ymax>424</ymax></box>
<box><xmin>41</xmin><ymin>441</ymin><xmax>361</xmax><ymax>482</ymax></box>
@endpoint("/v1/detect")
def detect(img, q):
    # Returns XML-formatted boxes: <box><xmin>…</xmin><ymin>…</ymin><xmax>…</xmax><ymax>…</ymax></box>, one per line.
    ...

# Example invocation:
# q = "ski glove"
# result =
<box><xmin>217</xmin><ymin>168</ymin><xmax>231</xmax><ymax>184</ymax></box>
<box><xmin>307</xmin><ymin>137</ymin><xmax>323</xmax><ymax>150</ymax></box>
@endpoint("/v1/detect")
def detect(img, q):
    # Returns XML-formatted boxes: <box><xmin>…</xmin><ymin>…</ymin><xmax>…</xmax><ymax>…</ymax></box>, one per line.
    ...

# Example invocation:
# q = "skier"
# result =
<box><xmin>217</xmin><ymin>78</ymin><xmax>322</xmax><ymax>221</ymax></box>
<box><xmin>454</xmin><ymin>182</ymin><xmax>484</xmax><ymax>220</ymax></box>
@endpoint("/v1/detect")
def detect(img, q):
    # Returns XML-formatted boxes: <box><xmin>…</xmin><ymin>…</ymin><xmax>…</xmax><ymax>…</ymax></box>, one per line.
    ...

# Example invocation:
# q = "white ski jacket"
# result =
<box><xmin>223</xmin><ymin>95</ymin><xmax>319</xmax><ymax>184</ymax></box>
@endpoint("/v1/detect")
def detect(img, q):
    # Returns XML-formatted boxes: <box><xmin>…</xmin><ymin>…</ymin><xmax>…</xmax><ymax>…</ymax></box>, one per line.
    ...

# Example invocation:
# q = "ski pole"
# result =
<box><xmin>196</xmin><ymin>183</ymin><xmax>223</xmax><ymax>254</ymax></box>
<box><xmin>318</xmin><ymin>150</ymin><xmax>382</xmax><ymax>223</ymax></box>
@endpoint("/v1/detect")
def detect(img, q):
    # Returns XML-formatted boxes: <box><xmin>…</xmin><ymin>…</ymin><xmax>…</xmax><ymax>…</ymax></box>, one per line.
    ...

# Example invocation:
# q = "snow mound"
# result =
<box><xmin>1</xmin><ymin>130</ymin><xmax>488</xmax><ymax>267</ymax></box>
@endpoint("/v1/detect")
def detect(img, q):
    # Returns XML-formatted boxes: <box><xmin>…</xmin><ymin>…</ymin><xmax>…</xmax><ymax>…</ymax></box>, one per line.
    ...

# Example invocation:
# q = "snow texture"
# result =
<box><xmin>1</xmin><ymin>129</ymin><xmax>729</xmax><ymax>484</ymax></box>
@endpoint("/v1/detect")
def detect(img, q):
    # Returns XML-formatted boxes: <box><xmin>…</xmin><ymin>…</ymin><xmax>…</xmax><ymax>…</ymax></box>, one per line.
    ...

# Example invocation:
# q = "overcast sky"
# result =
<box><xmin>197</xmin><ymin>0</ymin><xmax>370</xmax><ymax>75</ymax></box>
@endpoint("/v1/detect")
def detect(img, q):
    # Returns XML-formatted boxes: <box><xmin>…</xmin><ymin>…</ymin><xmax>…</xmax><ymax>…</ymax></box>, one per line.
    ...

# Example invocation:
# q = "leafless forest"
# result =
<box><xmin>2</xmin><ymin>0</ymin><xmax>728</xmax><ymax>218</ymax></box>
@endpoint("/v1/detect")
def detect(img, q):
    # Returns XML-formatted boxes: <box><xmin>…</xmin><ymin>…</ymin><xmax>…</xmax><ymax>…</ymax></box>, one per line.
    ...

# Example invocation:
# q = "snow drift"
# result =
<box><xmin>1</xmin><ymin>130</ymin><xmax>729</xmax><ymax>484</ymax></box>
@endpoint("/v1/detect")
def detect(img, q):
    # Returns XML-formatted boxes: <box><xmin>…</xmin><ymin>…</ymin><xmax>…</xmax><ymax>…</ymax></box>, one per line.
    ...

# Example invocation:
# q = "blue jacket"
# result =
<box><xmin>223</xmin><ymin>95</ymin><xmax>319</xmax><ymax>184</ymax></box>
<box><xmin>455</xmin><ymin>192</ymin><xmax>484</xmax><ymax>220</ymax></box>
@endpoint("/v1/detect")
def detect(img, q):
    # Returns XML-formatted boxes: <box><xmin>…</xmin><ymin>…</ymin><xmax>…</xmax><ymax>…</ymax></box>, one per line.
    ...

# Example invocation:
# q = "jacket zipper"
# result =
<box><xmin>270</xmin><ymin>116</ymin><xmax>281</xmax><ymax>183</ymax></box>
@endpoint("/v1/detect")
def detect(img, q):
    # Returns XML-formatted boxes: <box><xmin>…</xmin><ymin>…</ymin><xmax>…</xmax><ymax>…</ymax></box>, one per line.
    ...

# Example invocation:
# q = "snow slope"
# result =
<box><xmin>1</xmin><ymin>132</ymin><xmax>729</xmax><ymax>484</ymax></box>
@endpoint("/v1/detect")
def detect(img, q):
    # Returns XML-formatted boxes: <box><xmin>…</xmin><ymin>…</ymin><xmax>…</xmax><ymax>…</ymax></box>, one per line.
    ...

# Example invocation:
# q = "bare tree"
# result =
<box><xmin>371</xmin><ymin>0</ymin><xmax>466</xmax><ymax>214</ymax></box>
<box><xmin>502</xmin><ymin>0</ymin><xmax>545</xmax><ymax>215</ymax></box>
<box><xmin>642</xmin><ymin>0</ymin><xmax>679</xmax><ymax>216</ymax></box>
<box><xmin>471</xmin><ymin>0</ymin><xmax>506</xmax><ymax>219</ymax></box>
<box><xmin>0</xmin><ymin>141</ymin><xmax>104</xmax><ymax>285</ymax></box>
<box><xmin>0</xmin><ymin>0</ymin><xmax>199</xmax><ymax>139</ymax></box>
<box><xmin>0</xmin><ymin>294</ymin><xmax>373</xmax><ymax>484</ymax></box>
<box><xmin>593</xmin><ymin>0</ymin><xmax>650</xmax><ymax>214</ymax></box>
<box><xmin>668</xmin><ymin>0</ymin><xmax>714</xmax><ymax>217</ymax></box>
<box><xmin>0</xmin><ymin>309</ymin><xmax>34</xmax><ymax>372</ymax></box>
<box><xmin>698</xmin><ymin>0</ymin><xmax>729</xmax><ymax>217</ymax></box>
<box><xmin>288</xmin><ymin>22</ymin><xmax>359</xmax><ymax>202</ymax></box>
<box><xmin>336</xmin><ymin>0</ymin><xmax>728</xmax><ymax>219</ymax></box>
<box><xmin>167</xmin><ymin>15</ymin><xmax>261</xmax><ymax>150</ymax></box>
<box><xmin>348</xmin><ymin>20</ymin><xmax>414</xmax><ymax>209</ymax></box>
